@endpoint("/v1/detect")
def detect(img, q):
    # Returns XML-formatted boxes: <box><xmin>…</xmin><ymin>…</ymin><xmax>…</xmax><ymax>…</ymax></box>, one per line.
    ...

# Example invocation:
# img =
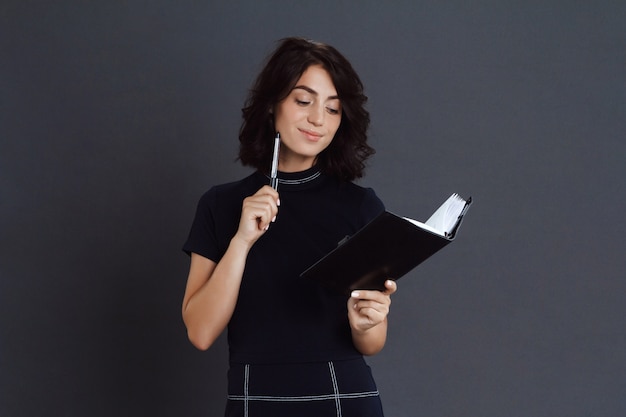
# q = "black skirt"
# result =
<box><xmin>225</xmin><ymin>357</ymin><xmax>385</xmax><ymax>417</ymax></box>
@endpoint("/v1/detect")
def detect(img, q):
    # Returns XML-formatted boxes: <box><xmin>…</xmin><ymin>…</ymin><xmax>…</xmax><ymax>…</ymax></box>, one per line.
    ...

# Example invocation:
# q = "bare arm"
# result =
<box><xmin>348</xmin><ymin>280</ymin><xmax>397</xmax><ymax>355</ymax></box>
<box><xmin>181</xmin><ymin>186</ymin><xmax>279</xmax><ymax>350</ymax></box>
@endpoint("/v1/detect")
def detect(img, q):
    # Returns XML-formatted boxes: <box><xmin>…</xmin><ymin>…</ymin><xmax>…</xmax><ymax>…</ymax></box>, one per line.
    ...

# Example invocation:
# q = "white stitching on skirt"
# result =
<box><xmin>328</xmin><ymin>361</ymin><xmax>342</xmax><ymax>417</ymax></box>
<box><xmin>228</xmin><ymin>392</ymin><xmax>380</xmax><ymax>402</ymax></box>
<box><xmin>244</xmin><ymin>364</ymin><xmax>250</xmax><ymax>417</ymax></box>
<box><xmin>229</xmin><ymin>361</ymin><xmax>380</xmax><ymax>410</ymax></box>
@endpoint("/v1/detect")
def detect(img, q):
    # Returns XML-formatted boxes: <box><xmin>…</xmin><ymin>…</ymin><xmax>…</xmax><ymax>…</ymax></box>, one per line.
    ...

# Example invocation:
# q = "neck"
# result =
<box><xmin>278</xmin><ymin>156</ymin><xmax>317</xmax><ymax>173</ymax></box>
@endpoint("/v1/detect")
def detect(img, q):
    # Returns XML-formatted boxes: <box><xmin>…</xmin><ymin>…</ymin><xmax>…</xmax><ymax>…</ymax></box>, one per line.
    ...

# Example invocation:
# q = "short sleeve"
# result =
<box><xmin>358</xmin><ymin>187</ymin><xmax>386</xmax><ymax>225</ymax></box>
<box><xmin>182</xmin><ymin>188</ymin><xmax>220</xmax><ymax>262</ymax></box>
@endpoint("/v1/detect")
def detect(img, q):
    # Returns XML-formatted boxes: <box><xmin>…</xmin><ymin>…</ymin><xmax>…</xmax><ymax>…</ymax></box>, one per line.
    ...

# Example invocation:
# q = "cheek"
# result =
<box><xmin>274</xmin><ymin>106</ymin><xmax>304</xmax><ymax>129</ymax></box>
<box><xmin>329</xmin><ymin>118</ymin><xmax>342</xmax><ymax>137</ymax></box>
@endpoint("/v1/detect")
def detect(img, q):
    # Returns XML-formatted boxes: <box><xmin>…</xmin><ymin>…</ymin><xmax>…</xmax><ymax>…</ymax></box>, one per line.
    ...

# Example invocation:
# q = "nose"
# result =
<box><xmin>307</xmin><ymin>104</ymin><xmax>324</xmax><ymax>126</ymax></box>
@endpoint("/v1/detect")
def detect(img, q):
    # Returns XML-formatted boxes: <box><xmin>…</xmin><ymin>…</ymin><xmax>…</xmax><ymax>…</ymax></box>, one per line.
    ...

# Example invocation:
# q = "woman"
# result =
<box><xmin>182</xmin><ymin>37</ymin><xmax>396</xmax><ymax>417</ymax></box>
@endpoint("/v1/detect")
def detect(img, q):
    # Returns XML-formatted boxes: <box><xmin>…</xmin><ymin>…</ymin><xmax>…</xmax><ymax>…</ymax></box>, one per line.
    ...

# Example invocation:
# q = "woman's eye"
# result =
<box><xmin>296</xmin><ymin>99</ymin><xmax>311</xmax><ymax>106</ymax></box>
<box><xmin>326</xmin><ymin>107</ymin><xmax>340</xmax><ymax>115</ymax></box>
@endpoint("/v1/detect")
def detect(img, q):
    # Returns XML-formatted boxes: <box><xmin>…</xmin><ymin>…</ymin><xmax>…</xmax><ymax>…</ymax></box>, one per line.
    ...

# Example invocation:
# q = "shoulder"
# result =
<box><xmin>338</xmin><ymin>181</ymin><xmax>383</xmax><ymax>205</ymax></box>
<box><xmin>197</xmin><ymin>171</ymin><xmax>264</xmax><ymax>208</ymax></box>
<box><xmin>333</xmin><ymin>180</ymin><xmax>385</xmax><ymax>223</ymax></box>
<box><xmin>186</xmin><ymin>172</ymin><xmax>264</xmax><ymax>258</ymax></box>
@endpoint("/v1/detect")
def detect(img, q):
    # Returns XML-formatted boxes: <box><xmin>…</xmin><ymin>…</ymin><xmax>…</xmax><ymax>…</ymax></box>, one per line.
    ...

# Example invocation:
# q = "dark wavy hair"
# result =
<box><xmin>238</xmin><ymin>37</ymin><xmax>374</xmax><ymax>181</ymax></box>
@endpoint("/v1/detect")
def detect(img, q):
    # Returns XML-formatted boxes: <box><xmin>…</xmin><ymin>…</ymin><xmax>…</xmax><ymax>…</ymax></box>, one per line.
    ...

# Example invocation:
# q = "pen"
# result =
<box><xmin>270</xmin><ymin>132</ymin><xmax>280</xmax><ymax>190</ymax></box>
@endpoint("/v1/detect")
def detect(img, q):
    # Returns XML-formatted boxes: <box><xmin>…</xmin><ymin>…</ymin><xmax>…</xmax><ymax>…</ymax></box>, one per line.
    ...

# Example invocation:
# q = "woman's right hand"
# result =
<box><xmin>234</xmin><ymin>185</ymin><xmax>280</xmax><ymax>246</ymax></box>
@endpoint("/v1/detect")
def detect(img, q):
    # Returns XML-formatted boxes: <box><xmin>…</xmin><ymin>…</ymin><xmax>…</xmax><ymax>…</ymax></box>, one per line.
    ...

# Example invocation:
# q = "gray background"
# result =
<box><xmin>2</xmin><ymin>1</ymin><xmax>625</xmax><ymax>416</ymax></box>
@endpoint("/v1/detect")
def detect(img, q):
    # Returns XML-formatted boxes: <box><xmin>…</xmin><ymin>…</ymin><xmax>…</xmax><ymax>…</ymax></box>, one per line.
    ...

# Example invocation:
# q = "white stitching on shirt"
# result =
<box><xmin>265</xmin><ymin>171</ymin><xmax>322</xmax><ymax>185</ymax></box>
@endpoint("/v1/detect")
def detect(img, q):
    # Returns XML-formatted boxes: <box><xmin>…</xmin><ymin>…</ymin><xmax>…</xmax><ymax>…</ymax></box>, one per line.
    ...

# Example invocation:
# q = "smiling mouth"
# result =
<box><xmin>299</xmin><ymin>129</ymin><xmax>322</xmax><ymax>140</ymax></box>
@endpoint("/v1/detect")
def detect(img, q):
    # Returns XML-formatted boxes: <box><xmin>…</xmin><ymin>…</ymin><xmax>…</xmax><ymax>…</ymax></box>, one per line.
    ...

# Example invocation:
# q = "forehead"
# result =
<box><xmin>293</xmin><ymin>65</ymin><xmax>338</xmax><ymax>98</ymax></box>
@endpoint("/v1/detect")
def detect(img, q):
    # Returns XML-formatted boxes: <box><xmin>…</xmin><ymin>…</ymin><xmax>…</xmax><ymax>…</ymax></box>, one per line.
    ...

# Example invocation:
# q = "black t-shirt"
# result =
<box><xmin>183</xmin><ymin>166</ymin><xmax>385</xmax><ymax>364</ymax></box>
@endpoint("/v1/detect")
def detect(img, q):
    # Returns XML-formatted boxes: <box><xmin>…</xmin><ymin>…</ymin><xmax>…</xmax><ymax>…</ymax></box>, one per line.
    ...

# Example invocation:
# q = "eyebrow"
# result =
<box><xmin>293</xmin><ymin>85</ymin><xmax>339</xmax><ymax>101</ymax></box>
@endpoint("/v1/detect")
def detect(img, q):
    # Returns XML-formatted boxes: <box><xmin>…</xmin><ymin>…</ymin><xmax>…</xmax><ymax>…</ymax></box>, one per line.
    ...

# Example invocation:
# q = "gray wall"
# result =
<box><xmin>2</xmin><ymin>1</ymin><xmax>625</xmax><ymax>416</ymax></box>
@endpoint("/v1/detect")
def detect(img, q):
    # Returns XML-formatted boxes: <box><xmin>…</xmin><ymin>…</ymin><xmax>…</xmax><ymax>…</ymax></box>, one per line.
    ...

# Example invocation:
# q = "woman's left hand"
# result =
<box><xmin>347</xmin><ymin>280</ymin><xmax>397</xmax><ymax>333</ymax></box>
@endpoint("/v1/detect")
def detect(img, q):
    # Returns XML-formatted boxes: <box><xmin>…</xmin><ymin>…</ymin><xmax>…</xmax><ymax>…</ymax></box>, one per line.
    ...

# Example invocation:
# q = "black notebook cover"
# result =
<box><xmin>300</xmin><ymin>200</ymin><xmax>471</xmax><ymax>295</ymax></box>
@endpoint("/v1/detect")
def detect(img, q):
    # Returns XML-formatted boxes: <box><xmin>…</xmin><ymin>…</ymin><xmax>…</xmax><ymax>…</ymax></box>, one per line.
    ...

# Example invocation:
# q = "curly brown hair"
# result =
<box><xmin>238</xmin><ymin>37</ymin><xmax>374</xmax><ymax>181</ymax></box>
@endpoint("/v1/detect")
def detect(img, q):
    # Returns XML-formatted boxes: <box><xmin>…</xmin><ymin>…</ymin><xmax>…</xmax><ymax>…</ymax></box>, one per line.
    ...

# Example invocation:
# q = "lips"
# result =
<box><xmin>299</xmin><ymin>128</ymin><xmax>323</xmax><ymax>142</ymax></box>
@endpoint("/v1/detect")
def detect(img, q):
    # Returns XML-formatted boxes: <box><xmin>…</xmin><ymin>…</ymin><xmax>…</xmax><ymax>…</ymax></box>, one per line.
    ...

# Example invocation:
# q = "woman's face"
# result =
<box><xmin>273</xmin><ymin>64</ymin><xmax>342</xmax><ymax>172</ymax></box>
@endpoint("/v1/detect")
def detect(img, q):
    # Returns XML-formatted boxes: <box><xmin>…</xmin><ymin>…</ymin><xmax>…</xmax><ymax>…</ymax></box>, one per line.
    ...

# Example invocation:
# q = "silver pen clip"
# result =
<box><xmin>270</xmin><ymin>132</ymin><xmax>280</xmax><ymax>190</ymax></box>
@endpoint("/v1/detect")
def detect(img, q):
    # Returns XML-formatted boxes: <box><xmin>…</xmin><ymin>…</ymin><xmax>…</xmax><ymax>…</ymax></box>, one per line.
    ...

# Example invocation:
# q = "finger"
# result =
<box><xmin>244</xmin><ymin>199</ymin><xmax>277</xmax><ymax>218</ymax></box>
<box><xmin>244</xmin><ymin>196</ymin><xmax>278</xmax><ymax>222</ymax></box>
<box><xmin>240</xmin><ymin>205</ymin><xmax>277</xmax><ymax>236</ymax></box>
<box><xmin>353</xmin><ymin>299</ymin><xmax>389</xmax><ymax>315</ymax></box>
<box><xmin>242</xmin><ymin>205</ymin><xmax>272</xmax><ymax>230</ymax></box>
<box><xmin>383</xmin><ymin>279</ymin><xmax>397</xmax><ymax>295</ymax></box>
<box><xmin>254</xmin><ymin>185</ymin><xmax>280</xmax><ymax>203</ymax></box>
<box><xmin>245</xmin><ymin>192</ymin><xmax>279</xmax><ymax>211</ymax></box>
<box><xmin>353</xmin><ymin>305</ymin><xmax>385</xmax><ymax>324</ymax></box>
<box><xmin>350</xmin><ymin>289</ymin><xmax>388</xmax><ymax>303</ymax></box>
<box><xmin>349</xmin><ymin>289</ymin><xmax>391</xmax><ymax>319</ymax></box>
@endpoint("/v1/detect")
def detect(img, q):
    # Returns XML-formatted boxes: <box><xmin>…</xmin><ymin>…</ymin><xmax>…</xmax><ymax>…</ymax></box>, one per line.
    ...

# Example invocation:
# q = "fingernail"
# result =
<box><xmin>272</xmin><ymin>215</ymin><xmax>276</xmax><ymax>223</ymax></box>
<box><xmin>351</xmin><ymin>291</ymin><xmax>359</xmax><ymax>298</ymax></box>
<box><xmin>264</xmin><ymin>225</ymin><xmax>269</xmax><ymax>231</ymax></box>
<box><xmin>277</xmin><ymin>198</ymin><xmax>281</xmax><ymax>206</ymax></box>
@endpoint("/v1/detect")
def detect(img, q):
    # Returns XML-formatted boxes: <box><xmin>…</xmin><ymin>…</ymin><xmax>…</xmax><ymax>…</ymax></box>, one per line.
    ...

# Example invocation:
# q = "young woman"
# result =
<box><xmin>182</xmin><ymin>37</ymin><xmax>397</xmax><ymax>417</ymax></box>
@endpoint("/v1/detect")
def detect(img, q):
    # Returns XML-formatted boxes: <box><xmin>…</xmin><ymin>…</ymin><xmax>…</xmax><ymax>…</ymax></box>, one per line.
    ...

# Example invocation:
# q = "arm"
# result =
<box><xmin>348</xmin><ymin>280</ymin><xmax>397</xmax><ymax>355</ymax></box>
<box><xmin>181</xmin><ymin>186</ymin><xmax>279</xmax><ymax>350</ymax></box>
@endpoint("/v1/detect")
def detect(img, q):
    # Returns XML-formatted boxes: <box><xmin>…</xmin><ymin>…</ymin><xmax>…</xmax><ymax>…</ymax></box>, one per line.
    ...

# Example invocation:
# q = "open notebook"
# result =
<box><xmin>300</xmin><ymin>194</ymin><xmax>472</xmax><ymax>295</ymax></box>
